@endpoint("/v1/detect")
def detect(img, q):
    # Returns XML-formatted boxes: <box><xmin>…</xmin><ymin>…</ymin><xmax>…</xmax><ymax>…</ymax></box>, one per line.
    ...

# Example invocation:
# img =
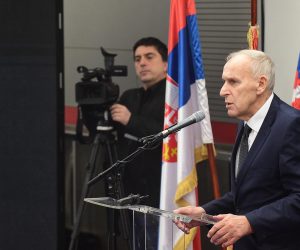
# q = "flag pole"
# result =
<box><xmin>247</xmin><ymin>0</ymin><xmax>259</xmax><ymax>50</ymax></box>
<box><xmin>251</xmin><ymin>0</ymin><xmax>257</xmax><ymax>26</ymax></box>
<box><xmin>207</xmin><ymin>144</ymin><xmax>221</xmax><ymax>198</ymax></box>
<box><xmin>207</xmin><ymin>144</ymin><xmax>227</xmax><ymax>250</ymax></box>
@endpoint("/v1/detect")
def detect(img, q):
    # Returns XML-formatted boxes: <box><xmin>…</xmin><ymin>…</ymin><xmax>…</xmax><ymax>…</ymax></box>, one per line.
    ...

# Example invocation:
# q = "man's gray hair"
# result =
<box><xmin>227</xmin><ymin>50</ymin><xmax>275</xmax><ymax>91</ymax></box>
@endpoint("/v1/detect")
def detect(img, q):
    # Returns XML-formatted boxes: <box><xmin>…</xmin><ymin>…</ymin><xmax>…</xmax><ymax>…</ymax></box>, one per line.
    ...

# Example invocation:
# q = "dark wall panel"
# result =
<box><xmin>0</xmin><ymin>0</ymin><xmax>64</xmax><ymax>250</ymax></box>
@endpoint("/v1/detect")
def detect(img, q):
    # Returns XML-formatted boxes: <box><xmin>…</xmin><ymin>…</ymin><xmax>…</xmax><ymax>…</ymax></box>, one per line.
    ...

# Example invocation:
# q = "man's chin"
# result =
<box><xmin>140</xmin><ymin>78</ymin><xmax>155</xmax><ymax>86</ymax></box>
<box><xmin>227</xmin><ymin>110</ymin><xmax>237</xmax><ymax>118</ymax></box>
<box><xmin>140</xmin><ymin>76</ymin><xmax>152</xmax><ymax>83</ymax></box>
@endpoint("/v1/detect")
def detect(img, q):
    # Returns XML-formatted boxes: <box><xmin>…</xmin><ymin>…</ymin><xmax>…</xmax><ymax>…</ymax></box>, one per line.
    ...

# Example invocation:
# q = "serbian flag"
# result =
<box><xmin>292</xmin><ymin>53</ymin><xmax>300</xmax><ymax>110</ymax></box>
<box><xmin>159</xmin><ymin>0</ymin><xmax>213</xmax><ymax>249</ymax></box>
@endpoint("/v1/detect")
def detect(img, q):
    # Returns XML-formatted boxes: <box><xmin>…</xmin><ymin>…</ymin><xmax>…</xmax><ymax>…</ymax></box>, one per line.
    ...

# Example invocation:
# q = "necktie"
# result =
<box><xmin>236</xmin><ymin>124</ymin><xmax>252</xmax><ymax>177</ymax></box>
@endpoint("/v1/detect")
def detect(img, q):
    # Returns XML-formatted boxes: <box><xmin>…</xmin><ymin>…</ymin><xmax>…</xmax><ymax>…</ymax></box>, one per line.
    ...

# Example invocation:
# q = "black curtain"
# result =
<box><xmin>0</xmin><ymin>0</ymin><xmax>64</xmax><ymax>249</ymax></box>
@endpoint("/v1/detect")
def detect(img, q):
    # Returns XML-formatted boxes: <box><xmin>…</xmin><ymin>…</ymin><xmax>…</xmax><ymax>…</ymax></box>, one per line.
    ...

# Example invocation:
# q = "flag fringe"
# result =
<box><xmin>247</xmin><ymin>23</ymin><xmax>259</xmax><ymax>50</ymax></box>
<box><xmin>175</xmin><ymin>166</ymin><xmax>198</xmax><ymax>207</ymax></box>
<box><xmin>194</xmin><ymin>144</ymin><xmax>216</xmax><ymax>163</ymax></box>
<box><xmin>175</xmin><ymin>144</ymin><xmax>216</xmax><ymax>206</ymax></box>
<box><xmin>174</xmin><ymin>227</ymin><xmax>198</xmax><ymax>250</ymax></box>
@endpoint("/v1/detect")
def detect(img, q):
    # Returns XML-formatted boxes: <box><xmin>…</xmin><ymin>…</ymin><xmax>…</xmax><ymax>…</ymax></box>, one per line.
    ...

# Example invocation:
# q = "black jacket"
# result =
<box><xmin>116</xmin><ymin>79</ymin><xmax>166</xmax><ymax>207</ymax></box>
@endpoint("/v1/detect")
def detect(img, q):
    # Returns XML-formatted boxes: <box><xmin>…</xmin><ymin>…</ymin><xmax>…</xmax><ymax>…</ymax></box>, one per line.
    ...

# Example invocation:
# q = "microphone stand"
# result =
<box><xmin>88</xmin><ymin>110</ymin><xmax>205</xmax><ymax>186</ymax></box>
<box><xmin>88</xmin><ymin>132</ymin><xmax>166</xmax><ymax>187</ymax></box>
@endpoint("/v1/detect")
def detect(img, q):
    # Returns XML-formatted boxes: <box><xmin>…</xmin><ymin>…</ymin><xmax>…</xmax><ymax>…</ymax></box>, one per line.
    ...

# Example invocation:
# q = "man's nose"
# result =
<box><xmin>220</xmin><ymin>82</ymin><xmax>227</xmax><ymax>97</ymax></box>
<box><xmin>139</xmin><ymin>57</ymin><xmax>147</xmax><ymax>66</ymax></box>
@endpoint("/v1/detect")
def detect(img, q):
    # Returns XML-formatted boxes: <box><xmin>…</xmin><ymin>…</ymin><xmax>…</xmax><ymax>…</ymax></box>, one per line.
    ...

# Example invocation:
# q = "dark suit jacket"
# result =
<box><xmin>202</xmin><ymin>95</ymin><xmax>300</xmax><ymax>250</ymax></box>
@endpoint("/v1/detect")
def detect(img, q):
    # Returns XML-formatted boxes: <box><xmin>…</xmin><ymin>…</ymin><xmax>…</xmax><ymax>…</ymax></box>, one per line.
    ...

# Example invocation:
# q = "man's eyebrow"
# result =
<box><xmin>144</xmin><ymin>52</ymin><xmax>155</xmax><ymax>56</ymax></box>
<box><xmin>225</xmin><ymin>77</ymin><xmax>241</xmax><ymax>83</ymax></box>
<box><xmin>135</xmin><ymin>52</ymin><xmax>156</xmax><ymax>58</ymax></box>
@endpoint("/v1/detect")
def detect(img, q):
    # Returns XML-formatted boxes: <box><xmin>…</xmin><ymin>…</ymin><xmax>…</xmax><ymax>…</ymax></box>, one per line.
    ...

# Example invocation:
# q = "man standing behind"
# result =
<box><xmin>110</xmin><ymin>37</ymin><xmax>167</xmax><ymax>208</ymax></box>
<box><xmin>175</xmin><ymin>49</ymin><xmax>300</xmax><ymax>250</ymax></box>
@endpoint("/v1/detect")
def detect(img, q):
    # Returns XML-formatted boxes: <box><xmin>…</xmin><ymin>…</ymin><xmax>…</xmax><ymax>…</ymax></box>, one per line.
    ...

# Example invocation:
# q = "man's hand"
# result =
<box><xmin>173</xmin><ymin>206</ymin><xmax>206</xmax><ymax>234</ymax></box>
<box><xmin>110</xmin><ymin>104</ymin><xmax>131</xmax><ymax>126</ymax></box>
<box><xmin>207</xmin><ymin>214</ymin><xmax>253</xmax><ymax>248</ymax></box>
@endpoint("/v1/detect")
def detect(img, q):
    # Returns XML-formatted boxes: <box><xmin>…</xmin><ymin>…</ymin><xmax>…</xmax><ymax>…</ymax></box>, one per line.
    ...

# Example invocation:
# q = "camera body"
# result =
<box><xmin>76</xmin><ymin>76</ymin><xmax>120</xmax><ymax>107</ymax></box>
<box><xmin>75</xmin><ymin>47</ymin><xmax>127</xmax><ymax>143</ymax></box>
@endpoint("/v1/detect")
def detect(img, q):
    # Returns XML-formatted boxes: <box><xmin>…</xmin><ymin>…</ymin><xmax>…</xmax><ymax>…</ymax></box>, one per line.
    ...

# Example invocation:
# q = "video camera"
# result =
<box><xmin>75</xmin><ymin>47</ymin><xmax>127</xmax><ymax>144</ymax></box>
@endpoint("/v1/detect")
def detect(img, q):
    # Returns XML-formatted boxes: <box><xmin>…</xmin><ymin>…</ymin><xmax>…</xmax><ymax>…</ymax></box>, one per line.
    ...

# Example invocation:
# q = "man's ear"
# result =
<box><xmin>164</xmin><ymin>62</ymin><xmax>168</xmax><ymax>73</ymax></box>
<box><xmin>257</xmin><ymin>75</ymin><xmax>268</xmax><ymax>95</ymax></box>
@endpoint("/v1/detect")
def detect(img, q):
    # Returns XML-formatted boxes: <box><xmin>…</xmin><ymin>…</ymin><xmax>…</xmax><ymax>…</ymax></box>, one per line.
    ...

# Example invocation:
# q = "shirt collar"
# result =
<box><xmin>142</xmin><ymin>78</ymin><xmax>166</xmax><ymax>93</ymax></box>
<box><xmin>246</xmin><ymin>93</ymin><xmax>274</xmax><ymax>133</ymax></box>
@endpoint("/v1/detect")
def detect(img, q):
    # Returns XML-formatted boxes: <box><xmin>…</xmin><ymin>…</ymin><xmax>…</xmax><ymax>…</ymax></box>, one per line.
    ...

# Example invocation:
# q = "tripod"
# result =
<box><xmin>68</xmin><ymin>126</ymin><xmax>132</xmax><ymax>250</ymax></box>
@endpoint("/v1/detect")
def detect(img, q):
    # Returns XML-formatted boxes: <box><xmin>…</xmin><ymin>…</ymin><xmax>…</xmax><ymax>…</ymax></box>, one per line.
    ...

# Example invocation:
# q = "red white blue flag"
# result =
<box><xmin>292</xmin><ymin>53</ymin><xmax>300</xmax><ymax>110</ymax></box>
<box><xmin>159</xmin><ymin>0</ymin><xmax>213</xmax><ymax>249</ymax></box>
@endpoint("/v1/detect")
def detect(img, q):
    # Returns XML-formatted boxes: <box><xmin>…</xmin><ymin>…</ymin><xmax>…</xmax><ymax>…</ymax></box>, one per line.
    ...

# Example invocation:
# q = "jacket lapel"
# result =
<box><xmin>229</xmin><ymin>123</ymin><xmax>244</xmax><ymax>190</ymax></box>
<box><xmin>235</xmin><ymin>95</ymin><xmax>279</xmax><ymax>188</ymax></box>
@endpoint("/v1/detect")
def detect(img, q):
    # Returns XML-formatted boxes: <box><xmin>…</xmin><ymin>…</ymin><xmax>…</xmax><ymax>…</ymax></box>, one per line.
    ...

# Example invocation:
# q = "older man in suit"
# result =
<box><xmin>175</xmin><ymin>50</ymin><xmax>300</xmax><ymax>250</ymax></box>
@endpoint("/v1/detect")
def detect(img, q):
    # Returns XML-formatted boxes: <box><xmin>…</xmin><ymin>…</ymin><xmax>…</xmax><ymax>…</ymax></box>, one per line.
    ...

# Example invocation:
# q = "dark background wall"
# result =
<box><xmin>0</xmin><ymin>0</ymin><xmax>64</xmax><ymax>249</ymax></box>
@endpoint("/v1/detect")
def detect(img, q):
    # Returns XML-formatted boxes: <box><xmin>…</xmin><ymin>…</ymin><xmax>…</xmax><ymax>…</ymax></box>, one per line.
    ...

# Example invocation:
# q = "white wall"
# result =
<box><xmin>64</xmin><ymin>0</ymin><xmax>170</xmax><ymax>106</ymax></box>
<box><xmin>264</xmin><ymin>0</ymin><xmax>300</xmax><ymax>104</ymax></box>
<box><xmin>64</xmin><ymin>0</ymin><xmax>300</xmax><ymax>106</ymax></box>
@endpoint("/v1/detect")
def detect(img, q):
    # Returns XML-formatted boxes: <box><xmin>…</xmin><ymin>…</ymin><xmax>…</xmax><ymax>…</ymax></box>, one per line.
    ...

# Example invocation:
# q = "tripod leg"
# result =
<box><xmin>68</xmin><ymin>134</ymin><xmax>102</xmax><ymax>250</ymax></box>
<box><xmin>104</xmin><ymin>140</ymin><xmax>133</xmax><ymax>250</ymax></box>
<box><xmin>104</xmin><ymin>140</ymin><xmax>118</xmax><ymax>250</ymax></box>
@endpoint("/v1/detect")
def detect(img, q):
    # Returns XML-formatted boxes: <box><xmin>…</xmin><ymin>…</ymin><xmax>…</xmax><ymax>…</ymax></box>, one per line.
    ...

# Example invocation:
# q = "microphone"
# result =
<box><xmin>138</xmin><ymin>111</ymin><xmax>205</xmax><ymax>145</ymax></box>
<box><xmin>158</xmin><ymin>111</ymin><xmax>205</xmax><ymax>139</ymax></box>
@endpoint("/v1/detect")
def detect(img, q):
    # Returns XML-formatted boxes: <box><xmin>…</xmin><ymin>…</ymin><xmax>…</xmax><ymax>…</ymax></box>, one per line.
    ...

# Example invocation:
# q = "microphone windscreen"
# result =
<box><xmin>193</xmin><ymin>111</ymin><xmax>205</xmax><ymax>122</ymax></box>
